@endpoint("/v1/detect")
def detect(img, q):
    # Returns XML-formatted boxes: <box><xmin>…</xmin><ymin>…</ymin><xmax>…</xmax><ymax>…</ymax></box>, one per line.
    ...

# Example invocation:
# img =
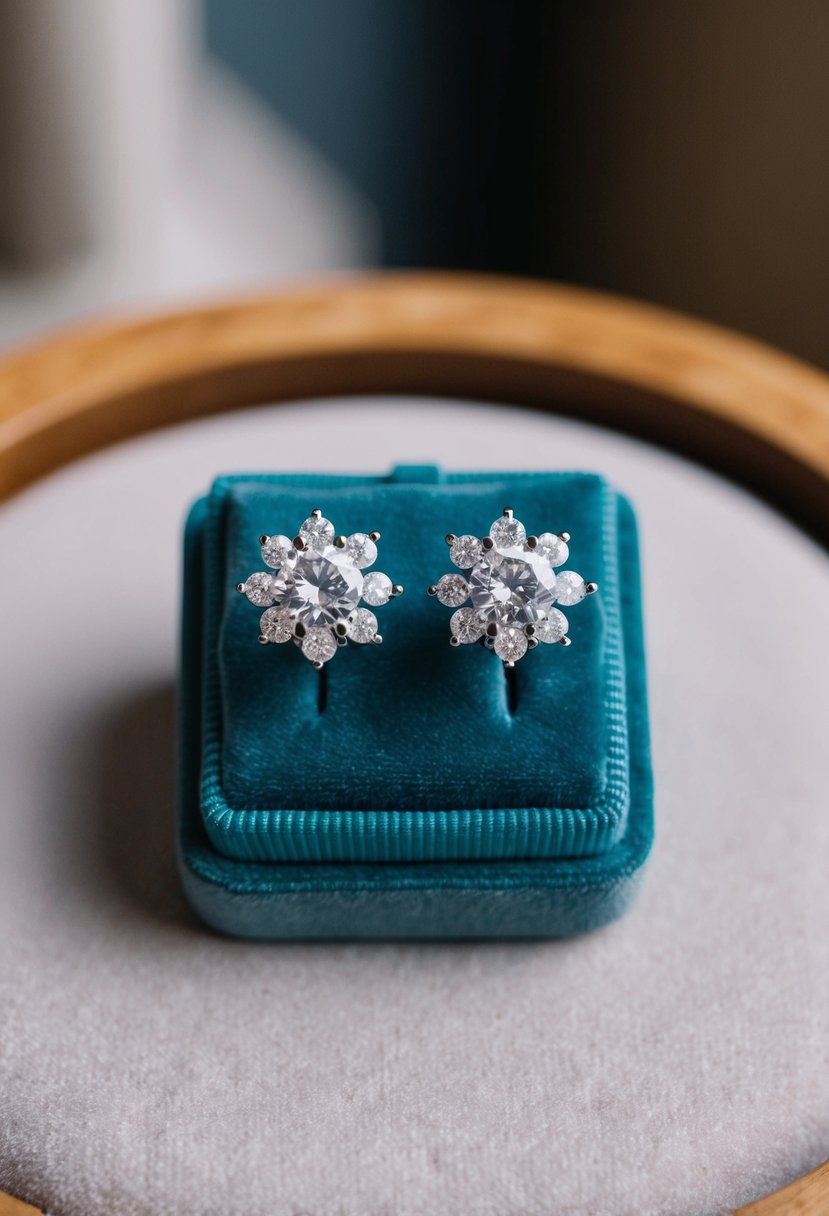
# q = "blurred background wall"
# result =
<box><xmin>1</xmin><ymin>0</ymin><xmax>827</xmax><ymax>369</ymax></box>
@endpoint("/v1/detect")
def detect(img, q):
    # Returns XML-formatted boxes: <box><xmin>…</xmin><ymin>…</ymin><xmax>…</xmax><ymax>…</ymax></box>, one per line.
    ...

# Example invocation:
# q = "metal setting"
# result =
<box><xmin>427</xmin><ymin>506</ymin><xmax>598</xmax><ymax>665</ymax></box>
<box><xmin>236</xmin><ymin>510</ymin><xmax>403</xmax><ymax>665</ymax></box>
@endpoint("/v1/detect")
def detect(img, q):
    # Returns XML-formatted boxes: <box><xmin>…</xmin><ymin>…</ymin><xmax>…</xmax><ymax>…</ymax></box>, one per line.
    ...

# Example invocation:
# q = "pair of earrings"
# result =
<box><xmin>236</xmin><ymin>507</ymin><xmax>597</xmax><ymax>669</ymax></box>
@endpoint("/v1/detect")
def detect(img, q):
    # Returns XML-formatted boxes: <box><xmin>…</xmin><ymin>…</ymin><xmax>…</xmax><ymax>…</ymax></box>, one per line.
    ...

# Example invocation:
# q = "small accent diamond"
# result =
<box><xmin>436</xmin><ymin>573</ymin><xmax>470</xmax><ymax>606</ymax></box>
<box><xmin>346</xmin><ymin>533</ymin><xmax>378</xmax><ymax>568</ymax></box>
<box><xmin>301</xmin><ymin>627</ymin><xmax>337</xmax><ymax>664</ymax></box>
<box><xmin>260</xmin><ymin>534</ymin><xmax>297</xmax><ymax>570</ymax></box>
<box><xmin>490</xmin><ymin>515</ymin><xmax>527</xmax><ymax>550</ymax></box>
<box><xmin>241</xmin><ymin>572</ymin><xmax>281</xmax><ymax>606</ymax></box>
<box><xmin>347</xmin><ymin>607</ymin><xmax>378</xmax><ymax>643</ymax></box>
<box><xmin>299</xmin><ymin>514</ymin><xmax>335</xmax><ymax>552</ymax></box>
<box><xmin>362</xmin><ymin>571</ymin><xmax>393</xmax><ymax>606</ymax></box>
<box><xmin>259</xmin><ymin>606</ymin><xmax>293</xmax><ymax>642</ymax></box>
<box><xmin>450</xmin><ymin>607</ymin><xmax>485</xmax><ymax>643</ymax></box>
<box><xmin>494</xmin><ymin>626</ymin><xmax>528</xmax><ymax>663</ymax></box>
<box><xmin>534</xmin><ymin>608</ymin><xmax>569</xmax><ymax>643</ymax></box>
<box><xmin>555</xmin><ymin>570</ymin><xmax>587</xmax><ymax>606</ymax></box>
<box><xmin>450</xmin><ymin>534</ymin><xmax>483</xmax><ymax>569</ymax></box>
<box><xmin>535</xmin><ymin>532</ymin><xmax>569</xmax><ymax>567</ymax></box>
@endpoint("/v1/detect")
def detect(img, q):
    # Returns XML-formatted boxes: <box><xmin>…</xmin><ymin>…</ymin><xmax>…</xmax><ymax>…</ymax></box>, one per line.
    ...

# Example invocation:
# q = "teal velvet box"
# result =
<box><xmin>178</xmin><ymin>466</ymin><xmax>653</xmax><ymax>939</ymax></box>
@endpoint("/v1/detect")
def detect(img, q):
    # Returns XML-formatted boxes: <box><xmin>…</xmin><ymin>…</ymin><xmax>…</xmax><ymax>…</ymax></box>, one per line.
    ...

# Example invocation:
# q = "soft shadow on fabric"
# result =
<box><xmin>54</xmin><ymin>680</ymin><xmax>199</xmax><ymax>930</ymax></box>
<box><xmin>51</xmin><ymin>680</ymin><xmax>578</xmax><ymax>954</ymax></box>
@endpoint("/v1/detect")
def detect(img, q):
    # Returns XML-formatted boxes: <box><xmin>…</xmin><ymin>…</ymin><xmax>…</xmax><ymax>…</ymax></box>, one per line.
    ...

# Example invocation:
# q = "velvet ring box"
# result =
<box><xmin>178</xmin><ymin>465</ymin><xmax>653</xmax><ymax>938</ymax></box>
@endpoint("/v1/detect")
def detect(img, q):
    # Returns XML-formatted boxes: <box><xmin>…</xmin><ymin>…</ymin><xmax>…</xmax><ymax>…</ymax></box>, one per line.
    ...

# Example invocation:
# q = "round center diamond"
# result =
<box><xmin>469</xmin><ymin>546</ymin><xmax>557</xmax><ymax>624</ymax></box>
<box><xmin>283</xmin><ymin>546</ymin><xmax>364</xmax><ymax>626</ymax></box>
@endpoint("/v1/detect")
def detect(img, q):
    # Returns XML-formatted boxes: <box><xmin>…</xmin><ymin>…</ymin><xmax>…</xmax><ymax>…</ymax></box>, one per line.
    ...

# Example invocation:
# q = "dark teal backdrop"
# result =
<box><xmin>204</xmin><ymin>0</ymin><xmax>829</xmax><ymax>372</ymax></box>
<box><xmin>204</xmin><ymin>0</ymin><xmax>555</xmax><ymax>273</ymax></box>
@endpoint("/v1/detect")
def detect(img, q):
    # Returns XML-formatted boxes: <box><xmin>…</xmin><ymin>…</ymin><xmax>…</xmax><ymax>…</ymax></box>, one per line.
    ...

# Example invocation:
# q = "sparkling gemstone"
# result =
<box><xmin>489</xmin><ymin>515</ymin><xmax>526</xmax><ymax>550</ymax></box>
<box><xmin>345</xmin><ymin>532</ymin><xmax>377</xmax><ymax>569</ymax></box>
<box><xmin>241</xmin><ymin>571</ymin><xmax>282</xmax><ymax>607</ymax></box>
<box><xmin>283</xmin><ymin>549</ymin><xmax>363</xmax><ymax>625</ymax></box>
<box><xmin>301</xmin><ymin>627</ymin><xmax>337</xmax><ymax>664</ymax></box>
<box><xmin>259</xmin><ymin>606</ymin><xmax>293</xmax><ymax>643</ymax></box>
<box><xmin>436</xmin><ymin>573</ymin><xmax>470</xmax><ymax>607</ymax></box>
<box><xmin>260</xmin><ymin>534</ymin><xmax>297</xmax><ymax>570</ymax></box>
<box><xmin>299</xmin><ymin>514</ymin><xmax>335</xmax><ymax>552</ymax></box>
<box><xmin>450</xmin><ymin>534</ymin><xmax>483</xmax><ymax>569</ymax></box>
<box><xmin>450</xmin><ymin>607</ymin><xmax>485</xmax><ymax>643</ymax></box>
<box><xmin>555</xmin><ymin>570</ymin><xmax>587</xmax><ymax>606</ymax></box>
<box><xmin>534</xmin><ymin>608</ymin><xmax>569</xmax><ymax>644</ymax></box>
<box><xmin>494</xmin><ymin>626</ymin><xmax>528</xmax><ymax>663</ymax></box>
<box><xmin>347</xmin><ymin>607</ymin><xmax>378</xmax><ymax>643</ymax></box>
<box><xmin>535</xmin><ymin>532</ymin><xmax>569</xmax><ymax>567</ymax></box>
<box><xmin>469</xmin><ymin>547</ymin><xmax>557</xmax><ymax>624</ymax></box>
<box><xmin>362</xmin><ymin>571</ymin><xmax>393</xmax><ymax>606</ymax></box>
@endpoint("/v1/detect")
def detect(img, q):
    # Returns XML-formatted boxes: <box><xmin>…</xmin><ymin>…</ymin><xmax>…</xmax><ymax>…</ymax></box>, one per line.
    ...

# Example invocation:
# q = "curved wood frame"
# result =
<box><xmin>0</xmin><ymin>273</ymin><xmax>827</xmax><ymax>1215</ymax></box>
<box><xmin>1</xmin><ymin>273</ymin><xmax>828</xmax><ymax>536</ymax></box>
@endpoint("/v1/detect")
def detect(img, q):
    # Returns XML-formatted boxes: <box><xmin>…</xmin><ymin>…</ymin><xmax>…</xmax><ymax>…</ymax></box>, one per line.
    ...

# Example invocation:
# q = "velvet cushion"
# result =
<box><xmin>200</xmin><ymin>467</ymin><xmax>631</xmax><ymax>864</ymax></box>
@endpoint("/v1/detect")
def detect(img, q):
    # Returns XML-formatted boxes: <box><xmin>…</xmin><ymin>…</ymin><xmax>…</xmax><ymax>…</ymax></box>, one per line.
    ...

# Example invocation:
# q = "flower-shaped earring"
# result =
<box><xmin>237</xmin><ymin>509</ymin><xmax>403</xmax><ymax>667</ymax></box>
<box><xmin>428</xmin><ymin>508</ymin><xmax>597</xmax><ymax>666</ymax></box>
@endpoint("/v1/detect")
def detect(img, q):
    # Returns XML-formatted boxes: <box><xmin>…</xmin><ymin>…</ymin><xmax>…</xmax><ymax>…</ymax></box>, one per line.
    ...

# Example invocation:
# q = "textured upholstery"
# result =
<box><xmin>3</xmin><ymin>398</ymin><xmax>826</xmax><ymax>1216</ymax></box>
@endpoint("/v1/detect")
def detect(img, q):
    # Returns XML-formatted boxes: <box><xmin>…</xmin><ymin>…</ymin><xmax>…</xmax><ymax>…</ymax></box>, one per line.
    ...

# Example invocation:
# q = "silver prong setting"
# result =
<box><xmin>428</xmin><ymin>509</ymin><xmax>593</xmax><ymax>664</ymax></box>
<box><xmin>238</xmin><ymin>510</ymin><xmax>402</xmax><ymax>663</ymax></box>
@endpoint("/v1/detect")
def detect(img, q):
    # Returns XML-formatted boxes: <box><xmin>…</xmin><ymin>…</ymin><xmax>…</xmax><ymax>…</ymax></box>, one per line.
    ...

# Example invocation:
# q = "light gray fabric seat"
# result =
<box><xmin>1</xmin><ymin>398</ymin><xmax>827</xmax><ymax>1216</ymax></box>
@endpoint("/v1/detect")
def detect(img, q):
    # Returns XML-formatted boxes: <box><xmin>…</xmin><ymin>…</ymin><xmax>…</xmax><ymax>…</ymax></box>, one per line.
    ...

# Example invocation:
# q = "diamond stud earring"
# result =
<box><xmin>427</xmin><ymin>508</ymin><xmax>597</xmax><ymax>667</ymax></box>
<box><xmin>237</xmin><ymin>509</ymin><xmax>403</xmax><ymax>667</ymax></box>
